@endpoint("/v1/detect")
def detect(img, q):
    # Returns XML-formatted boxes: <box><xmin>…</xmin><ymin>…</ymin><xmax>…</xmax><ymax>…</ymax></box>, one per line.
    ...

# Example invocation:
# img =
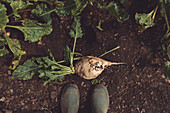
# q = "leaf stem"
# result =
<box><xmin>23</xmin><ymin>0</ymin><xmax>50</xmax><ymax>3</ymax></box>
<box><xmin>56</xmin><ymin>57</ymin><xmax>81</xmax><ymax>64</ymax></box>
<box><xmin>99</xmin><ymin>46</ymin><xmax>120</xmax><ymax>58</ymax></box>
<box><xmin>70</xmin><ymin>37</ymin><xmax>77</xmax><ymax>68</ymax></box>
<box><xmin>6</xmin><ymin>25</ymin><xmax>50</xmax><ymax>30</ymax></box>
<box><xmin>8</xmin><ymin>13</ymin><xmax>14</xmax><ymax>17</ymax></box>
<box><xmin>161</xmin><ymin>0</ymin><xmax>170</xmax><ymax>39</ymax></box>
<box><xmin>40</xmin><ymin>8</ymin><xmax>56</xmax><ymax>16</ymax></box>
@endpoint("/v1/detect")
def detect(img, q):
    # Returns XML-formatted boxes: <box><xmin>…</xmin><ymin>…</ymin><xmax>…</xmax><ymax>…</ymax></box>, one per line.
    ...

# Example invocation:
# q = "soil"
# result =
<box><xmin>0</xmin><ymin>1</ymin><xmax>169</xmax><ymax>113</ymax></box>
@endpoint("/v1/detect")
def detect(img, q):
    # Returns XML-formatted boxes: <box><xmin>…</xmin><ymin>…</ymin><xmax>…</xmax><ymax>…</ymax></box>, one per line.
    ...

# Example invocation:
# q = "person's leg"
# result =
<box><xmin>60</xmin><ymin>84</ymin><xmax>80</xmax><ymax>113</ymax></box>
<box><xmin>91</xmin><ymin>84</ymin><xmax>109</xmax><ymax>113</ymax></box>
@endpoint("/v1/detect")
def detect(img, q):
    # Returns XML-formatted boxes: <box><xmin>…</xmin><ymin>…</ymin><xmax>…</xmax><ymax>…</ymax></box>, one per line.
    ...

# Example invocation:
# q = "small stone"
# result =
<box><xmin>10</xmin><ymin>89</ymin><xmax>13</xmax><ymax>93</ymax></box>
<box><xmin>0</xmin><ymin>97</ymin><xmax>5</xmax><ymax>102</ymax></box>
<box><xmin>8</xmin><ymin>70</ymin><xmax>11</xmax><ymax>75</ymax></box>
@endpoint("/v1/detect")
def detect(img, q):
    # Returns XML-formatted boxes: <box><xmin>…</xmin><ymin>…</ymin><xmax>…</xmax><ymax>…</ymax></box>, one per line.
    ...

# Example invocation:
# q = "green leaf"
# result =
<box><xmin>64</xmin><ymin>45</ymin><xmax>71</xmax><ymax>65</ymax></box>
<box><xmin>8</xmin><ymin>19</ymin><xmax>53</xmax><ymax>42</ymax></box>
<box><xmin>48</xmin><ymin>49</ymin><xmax>56</xmax><ymax>62</ymax></box>
<box><xmin>35</xmin><ymin>56</ymin><xmax>71</xmax><ymax>85</ymax></box>
<box><xmin>71</xmin><ymin>0</ymin><xmax>88</xmax><ymax>16</ymax></box>
<box><xmin>0</xmin><ymin>37</ymin><xmax>9</xmax><ymax>57</ymax></box>
<box><xmin>165</xmin><ymin>61</ymin><xmax>170</xmax><ymax>80</ymax></box>
<box><xmin>0</xmin><ymin>47</ymin><xmax>9</xmax><ymax>56</ymax></box>
<box><xmin>36</xmin><ymin>57</ymin><xmax>56</xmax><ymax>68</ymax></box>
<box><xmin>98</xmin><ymin>1</ymin><xmax>129</xmax><ymax>22</ymax></box>
<box><xmin>55</xmin><ymin>0</ymin><xmax>74</xmax><ymax>17</ymax></box>
<box><xmin>0</xmin><ymin>3</ymin><xmax>9</xmax><ymax>30</ymax></box>
<box><xmin>120</xmin><ymin>0</ymin><xmax>127</xmax><ymax>7</ymax></box>
<box><xmin>10</xmin><ymin>1</ymin><xmax>33</xmax><ymax>20</ymax></box>
<box><xmin>160</xmin><ymin>0</ymin><xmax>170</xmax><ymax>17</ymax></box>
<box><xmin>32</xmin><ymin>0</ymin><xmax>57</xmax><ymax>4</ymax></box>
<box><xmin>55</xmin><ymin>0</ymin><xmax>88</xmax><ymax>17</ymax></box>
<box><xmin>96</xmin><ymin>20</ymin><xmax>103</xmax><ymax>31</ymax></box>
<box><xmin>6</xmin><ymin>35</ymin><xmax>26</xmax><ymax>56</ymax></box>
<box><xmin>1</xmin><ymin>0</ymin><xmax>13</xmax><ymax>3</ymax></box>
<box><xmin>31</xmin><ymin>3</ymin><xmax>52</xmax><ymax>24</ymax></box>
<box><xmin>135</xmin><ymin>8</ymin><xmax>156</xmax><ymax>32</ymax></box>
<box><xmin>160</xmin><ymin>0</ymin><xmax>170</xmax><ymax>40</ymax></box>
<box><xmin>0</xmin><ymin>37</ymin><xmax>7</xmax><ymax>46</ymax></box>
<box><xmin>167</xmin><ymin>43</ymin><xmax>170</xmax><ymax>59</ymax></box>
<box><xmin>10</xmin><ymin>1</ymin><xmax>33</xmax><ymax>12</ymax></box>
<box><xmin>91</xmin><ymin>78</ymin><xmax>99</xmax><ymax>85</ymax></box>
<box><xmin>12</xmin><ymin>58</ymin><xmax>41</xmax><ymax>80</ymax></box>
<box><xmin>69</xmin><ymin>16</ymin><xmax>83</xmax><ymax>39</ymax></box>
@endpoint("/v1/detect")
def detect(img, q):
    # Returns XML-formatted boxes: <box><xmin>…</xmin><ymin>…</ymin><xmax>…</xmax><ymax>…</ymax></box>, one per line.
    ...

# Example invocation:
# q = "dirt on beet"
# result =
<box><xmin>0</xmin><ymin>1</ymin><xmax>169</xmax><ymax>113</ymax></box>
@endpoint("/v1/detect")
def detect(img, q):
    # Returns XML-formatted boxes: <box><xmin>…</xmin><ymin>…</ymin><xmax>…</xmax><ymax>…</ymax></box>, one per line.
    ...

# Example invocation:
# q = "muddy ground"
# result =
<box><xmin>0</xmin><ymin>0</ymin><xmax>169</xmax><ymax>113</ymax></box>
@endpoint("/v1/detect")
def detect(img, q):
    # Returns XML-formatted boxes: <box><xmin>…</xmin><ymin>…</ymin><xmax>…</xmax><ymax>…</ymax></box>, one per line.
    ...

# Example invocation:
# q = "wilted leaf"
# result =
<box><xmin>0</xmin><ymin>3</ymin><xmax>9</xmax><ymax>30</ymax></box>
<box><xmin>98</xmin><ymin>1</ymin><xmax>129</xmax><ymax>22</ymax></box>
<box><xmin>9</xmin><ymin>56</ymin><xmax>22</xmax><ymax>70</ymax></box>
<box><xmin>0</xmin><ymin>47</ymin><xmax>9</xmax><ymax>56</ymax></box>
<box><xmin>31</xmin><ymin>3</ymin><xmax>52</xmax><ymax>24</ymax></box>
<box><xmin>135</xmin><ymin>6</ymin><xmax>158</xmax><ymax>32</ymax></box>
<box><xmin>5</xmin><ymin>35</ymin><xmax>26</xmax><ymax>56</ymax></box>
<box><xmin>69</xmin><ymin>16</ymin><xmax>83</xmax><ymax>39</ymax></box>
<box><xmin>12</xmin><ymin>58</ymin><xmax>41</xmax><ymax>80</ymax></box>
<box><xmin>9</xmin><ymin>19</ymin><xmax>53</xmax><ymax>42</ymax></box>
<box><xmin>5</xmin><ymin>35</ymin><xmax>26</xmax><ymax>69</ymax></box>
<box><xmin>10</xmin><ymin>1</ymin><xmax>33</xmax><ymax>20</ymax></box>
<box><xmin>71</xmin><ymin>0</ymin><xmax>88</xmax><ymax>16</ymax></box>
<box><xmin>165</xmin><ymin>61</ymin><xmax>170</xmax><ymax>80</ymax></box>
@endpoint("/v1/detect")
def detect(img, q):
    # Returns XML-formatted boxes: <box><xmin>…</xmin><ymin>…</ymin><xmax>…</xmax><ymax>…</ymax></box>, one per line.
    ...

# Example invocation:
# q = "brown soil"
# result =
<box><xmin>0</xmin><ymin>1</ymin><xmax>169</xmax><ymax>113</ymax></box>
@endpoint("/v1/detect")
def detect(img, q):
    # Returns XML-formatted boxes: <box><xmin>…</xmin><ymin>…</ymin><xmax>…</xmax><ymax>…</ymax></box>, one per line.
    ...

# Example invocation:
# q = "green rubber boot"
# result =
<box><xmin>60</xmin><ymin>84</ymin><xmax>80</xmax><ymax>113</ymax></box>
<box><xmin>91</xmin><ymin>84</ymin><xmax>109</xmax><ymax>113</ymax></box>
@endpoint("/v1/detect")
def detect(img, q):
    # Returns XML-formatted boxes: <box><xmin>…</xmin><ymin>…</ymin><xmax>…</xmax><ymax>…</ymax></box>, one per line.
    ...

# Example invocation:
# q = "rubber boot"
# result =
<box><xmin>91</xmin><ymin>84</ymin><xmax>109</xmax><ymax>113</ymax></box>
<box><xmin>60</xmin><ymin>84</ymin><xmax>80</xmax><ymax>113</ymax></box>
